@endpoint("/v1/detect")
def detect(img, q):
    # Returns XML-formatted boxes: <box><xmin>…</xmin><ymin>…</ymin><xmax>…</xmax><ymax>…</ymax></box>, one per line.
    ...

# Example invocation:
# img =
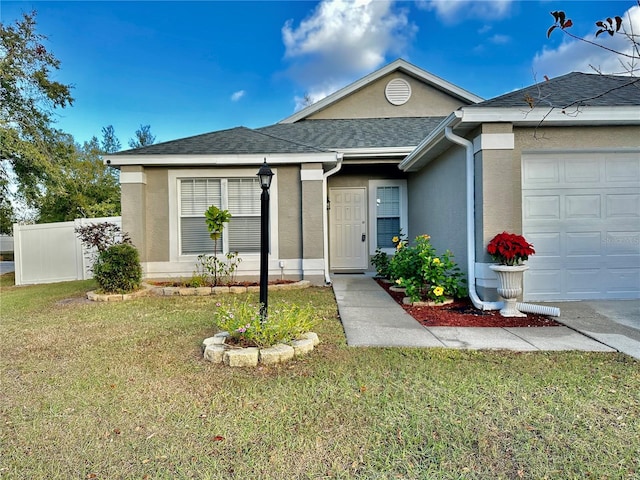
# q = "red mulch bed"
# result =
<box><xmin>375</xmin><ymin>279</ymin><xmax>561</xmax><ymax>327</ymax></box>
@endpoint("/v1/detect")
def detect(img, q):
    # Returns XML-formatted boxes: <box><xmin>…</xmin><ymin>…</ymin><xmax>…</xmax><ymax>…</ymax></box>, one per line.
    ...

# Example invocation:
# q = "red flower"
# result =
<box><xmin>487</xmin><ymin>232</ymin><xmax>535</xmax><ymax>266</ymax></box>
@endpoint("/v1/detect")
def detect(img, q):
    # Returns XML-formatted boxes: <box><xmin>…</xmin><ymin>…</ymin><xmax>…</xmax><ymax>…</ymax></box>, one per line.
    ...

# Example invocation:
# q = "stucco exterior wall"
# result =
<box><xmin>308</xmin><ymin>72</ymin><xmax>468</xmax><ymax>119</ymax></box>
<box><xmin>120</xmin><ymin>166</ymin><xmax>147</xmax><ymax>262</ymax></box>
<box><xmin>301</xmin><ymin>164</ymin><xmax>324</xmax><ymax>260</ymax></box>
<box><xmin>407</xmin><ymin>145</ymin><xmax>469</xmax><ymax>279</ymax></box>
<box><xmin>276</xmin><ymin>165</ymin><xmax>302</xmax><ymax>260</ymax></box>
<box><xmin>144</xmin><ymin>168</ymin><xmax>170</xmax><ymax>262</ymax></box>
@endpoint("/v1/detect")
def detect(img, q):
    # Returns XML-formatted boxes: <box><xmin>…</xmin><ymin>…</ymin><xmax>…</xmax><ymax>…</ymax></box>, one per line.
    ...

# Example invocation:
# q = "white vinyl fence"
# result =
<box><xmin>13</xmin><ymin>217</ymin><xmax>121</xmax><ymax>286</ymax></box>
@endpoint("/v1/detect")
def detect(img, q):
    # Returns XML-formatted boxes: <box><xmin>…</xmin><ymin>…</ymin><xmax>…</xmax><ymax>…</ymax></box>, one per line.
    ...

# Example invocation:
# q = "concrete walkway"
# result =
<box><xmin>332</xmin><ymin>274</ymin><xmax>639</xmax><ymax>358</ymax></box>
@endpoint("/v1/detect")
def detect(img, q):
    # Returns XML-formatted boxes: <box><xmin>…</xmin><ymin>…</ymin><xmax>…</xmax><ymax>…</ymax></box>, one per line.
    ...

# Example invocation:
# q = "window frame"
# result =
<box><xmin>368</xmin><ymin>179</ymin><xmax>408</xmax><ymax>255</ymax></box>
<box><xmin>168</xmin><ymin>168</ymin><xmax>279</xmax><ymax>262</ymax></box>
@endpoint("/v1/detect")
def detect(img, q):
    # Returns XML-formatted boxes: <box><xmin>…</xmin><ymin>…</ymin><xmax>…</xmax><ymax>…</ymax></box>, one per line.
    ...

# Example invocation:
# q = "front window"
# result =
<box><xmin>368</xmin><ymin>179</ymin><xmax>407</xmax><ymax>254</ymax></box>
<box><xmin>179</xmin><ymin>177</ymin><xmax>261</xmax><ymax>255</ymax></box>
<box><xmin>376</xmin><ymin>186</ymin><xmax>400</xmax><ymax>248</ymax></box>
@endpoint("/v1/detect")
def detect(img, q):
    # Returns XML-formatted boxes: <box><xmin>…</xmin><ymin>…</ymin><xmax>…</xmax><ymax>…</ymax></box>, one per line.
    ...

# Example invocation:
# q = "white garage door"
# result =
<box><xmin>522</xmin><ymin>151</ymin><xmax>640</xmax><ymax>301</ymax></box>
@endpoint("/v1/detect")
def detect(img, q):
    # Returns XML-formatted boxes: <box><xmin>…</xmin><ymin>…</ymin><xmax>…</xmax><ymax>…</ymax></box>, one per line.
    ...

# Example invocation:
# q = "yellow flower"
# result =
<box><xmin>432</xmin><ymin>258</ymin><xmax>441</xmax><ymax>265</ymax></box>
<box><xmin>433</xmin><ymin>286</ymin><xmax>444</xmax><ymax>296</ymax></box>
<box><xmin>396</xmin><ymin>243</ymin><xmax>403</xmax><ymax>250</ymax></box>
<box><xmin>392</xmin><ymin>236</ymin><xmax>399</xmax><ymax>243</ymax></box>
<box><xmin>395</xmin><ymin>278</ymin><xmax>403</xmax><ymax>285</ymax></box>
<box><xmin>421</xmin><ymin>234</ymin><xmax>431</xmax><ymax>240</ymax></box>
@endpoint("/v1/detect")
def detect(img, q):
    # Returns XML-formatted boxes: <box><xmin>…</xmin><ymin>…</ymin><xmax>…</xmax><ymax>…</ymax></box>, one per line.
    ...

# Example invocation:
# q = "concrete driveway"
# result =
<box><xmin>553</xmin><ymin>300</ymin><xmax>640</xmax><ymax>360</ymax></box>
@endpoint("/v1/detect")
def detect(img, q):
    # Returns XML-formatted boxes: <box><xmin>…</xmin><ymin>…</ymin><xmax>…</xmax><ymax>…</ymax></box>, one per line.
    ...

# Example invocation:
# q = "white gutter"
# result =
<box><xmin>444</xmin><ymin>125</ymin><xmax>560</xmax><ymax>317</ymax></box>
<box><xmin>323</xmin><ymin>153</ymin><xmax>344</xmax><ymax>284</ymax></box>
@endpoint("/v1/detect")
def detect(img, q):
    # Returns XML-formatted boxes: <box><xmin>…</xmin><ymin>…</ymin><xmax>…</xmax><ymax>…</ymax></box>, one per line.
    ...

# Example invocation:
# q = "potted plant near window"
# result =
<box><xmin>487</xmin><ymin>232</ymin><xmax>535</xmax><ymax>317</ymax></box>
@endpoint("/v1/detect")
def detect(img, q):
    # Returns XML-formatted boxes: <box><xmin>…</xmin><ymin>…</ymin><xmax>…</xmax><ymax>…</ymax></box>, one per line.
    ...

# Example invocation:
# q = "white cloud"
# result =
<box><xmin>282</xmin><ymin>0</ymin><xmax>416</xmax><ymax>106</ymax></box>
<box><xmin>230</xmin><ymin>90</ymin><xmax>246</xmax><ymax>102</ymax></box>
<box><xmin>418</xmin><ymin>0</ymin><xmax>512</xmax><ymax>23</ymax></box>
<box><xmin>533</xmin><ymin>5</ymin><xmax>640</xmax><ymax>78</ymax></box>
<box><xmin>489</xmin><ymin>33</ymin><xmax>510</xmax><ymax>44</ymax></box>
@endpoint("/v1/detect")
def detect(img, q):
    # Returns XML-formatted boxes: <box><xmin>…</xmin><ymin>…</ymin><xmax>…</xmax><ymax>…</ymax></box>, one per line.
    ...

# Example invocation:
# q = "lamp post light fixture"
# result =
<box><xmin>257</xmin><ymin>159</ymin><xmax>273</xmax><ymax>321</ymax></box>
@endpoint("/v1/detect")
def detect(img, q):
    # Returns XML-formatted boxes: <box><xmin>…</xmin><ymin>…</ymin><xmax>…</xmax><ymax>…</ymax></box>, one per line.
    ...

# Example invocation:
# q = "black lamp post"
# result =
<box><xmin>257</xmin><ymin>159</ymin><xmax>273</xmax><ymax>321</ymax></box>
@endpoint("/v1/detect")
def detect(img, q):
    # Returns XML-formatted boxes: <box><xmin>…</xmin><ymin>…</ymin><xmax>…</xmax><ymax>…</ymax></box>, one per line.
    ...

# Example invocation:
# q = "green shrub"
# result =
<box><xmin>214</xmin><ymin>299</ymin><xmax>317</xmax><ymax>348</ymax></box>
<box><xmin>371</xmin><ymin>249</ymin><xmax>391</xmax><ymax>278</ymax></box>
<box><xmin>391</xmin><ymin>234</ymin><xmax>467</xmax><ymax>303</ymax></box>
<box><xmin>92</xmin><ymin>243</ymin><xmax>142</xmax><ymax>294</ymax></box>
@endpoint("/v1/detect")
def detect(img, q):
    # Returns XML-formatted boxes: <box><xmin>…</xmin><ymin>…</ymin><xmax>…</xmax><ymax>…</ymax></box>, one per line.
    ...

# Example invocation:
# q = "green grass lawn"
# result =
<box><xmin>1</xmin><ymin>275</ymin><xmax>638</xmax><ymax>479</ymax></box>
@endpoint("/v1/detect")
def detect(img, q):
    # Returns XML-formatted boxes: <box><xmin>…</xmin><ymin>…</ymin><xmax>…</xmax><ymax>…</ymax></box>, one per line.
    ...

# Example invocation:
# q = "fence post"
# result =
<box><xmin>13</xmin><ymin>223</ymin><xmax>23</xmax><ymax>286</ymax></box>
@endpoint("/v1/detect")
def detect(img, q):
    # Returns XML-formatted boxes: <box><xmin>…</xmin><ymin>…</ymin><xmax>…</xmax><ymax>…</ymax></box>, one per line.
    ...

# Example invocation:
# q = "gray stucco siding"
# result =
<box><xmin>276</xmin><ymin>165</ymin><xmax>302</xmax><ymax>260</ymax></box>
<box><xmin>407</xmin><ymin>146</ymin><xmax>469</xmax><ymax>280</ymax></box>
<box><xmin>145</xmin><ymin>168</ymin><xmax>170</xmax><ymax>263</ymax></box>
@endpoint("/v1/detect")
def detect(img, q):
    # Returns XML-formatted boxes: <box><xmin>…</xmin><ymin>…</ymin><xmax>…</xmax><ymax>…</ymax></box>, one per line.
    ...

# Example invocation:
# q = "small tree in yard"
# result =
<box><xmin>198</xmin><ymin>205</ymin><xmax>241</xmax><ymax>286</ymax></box>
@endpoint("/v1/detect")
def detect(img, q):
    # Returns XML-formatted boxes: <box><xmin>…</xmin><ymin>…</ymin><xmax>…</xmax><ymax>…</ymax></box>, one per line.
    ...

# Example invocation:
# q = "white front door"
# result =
<box><xmin>329</xmin><ymin>187</ymin><xmax>368</xmax><ymax>270</ymax></box>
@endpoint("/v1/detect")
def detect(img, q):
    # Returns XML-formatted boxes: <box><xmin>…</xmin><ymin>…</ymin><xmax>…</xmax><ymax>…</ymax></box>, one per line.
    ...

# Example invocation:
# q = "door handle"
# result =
<box><xmin>361</xmin><ymin>234</ymin><xmax>366</xmax><ymax>242</ymax></box>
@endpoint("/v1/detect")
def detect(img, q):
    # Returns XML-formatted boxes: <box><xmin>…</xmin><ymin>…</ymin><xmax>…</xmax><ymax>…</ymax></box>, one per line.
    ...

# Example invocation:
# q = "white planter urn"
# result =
<box><xmin>489</xmin><ymin>264</ymin><xmax>528</xmax><ymax>317</ymax></box>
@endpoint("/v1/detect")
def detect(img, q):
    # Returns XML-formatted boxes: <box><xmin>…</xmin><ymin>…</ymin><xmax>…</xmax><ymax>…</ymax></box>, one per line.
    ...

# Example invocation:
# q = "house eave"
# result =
<box><xmin>104</xmin><ymin>152</ymin><xmax>339</xmax><ymax>168</ymax></box>
<box><xmin>399</xmin><ymin>106</ymin><xmax>640</xmax><ymax>172</ymax></box>
<box><xmin>458</xmin><ymin>105</ymin><xmax>640</xmax><ymax>126</ymax></box>
<box><xmin>399</xmin><ymin>113</ymin><xmax>460</xmax><ymax>172</ymax></box>
<box><xmin>337</xmin><ymin>146</ymin><xmax>416</xmax><ymax>159</ymax></box>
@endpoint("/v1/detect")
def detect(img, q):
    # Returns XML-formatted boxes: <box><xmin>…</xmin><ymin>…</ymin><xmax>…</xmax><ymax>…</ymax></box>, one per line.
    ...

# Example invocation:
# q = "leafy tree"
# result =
<box><xmin>128</xmin><ymin>124</ymin><xmax>156</xmax><ymax>149</ymax></box>
<box><xmin>0</xmin><ymin>11</ymin><xmax>74</xmax><ymax>213</ymax></box>
<box><xmin>101</xmin><ymin>125</ymin><xmax>121</xmax><ymax>153</ymax></box>
<box><xmin>37</xmin><ymin>134</ymin><xmax>121</xmax><ymax>223</ymax></box>
<box><xmin>0</xmin><ymin>197</ymin><xmax>15</xmax><ymax>234</ymax></box>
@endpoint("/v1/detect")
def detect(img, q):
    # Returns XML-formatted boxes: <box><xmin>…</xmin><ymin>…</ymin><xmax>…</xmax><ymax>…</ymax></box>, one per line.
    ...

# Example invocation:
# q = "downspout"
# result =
<box><xmin>444</xmin><ymin>126</ymin><xmax>560</xmax><ymax>317</ymax></box>
<box><xmin>444</xmin><ymin>126</ymin><xmax>502</xmax><ymax>311</ymax></box>
<box><xmin>322</xmin><ymin>153</ymin><xmax>343</xmax><ymax>285</ymax></box>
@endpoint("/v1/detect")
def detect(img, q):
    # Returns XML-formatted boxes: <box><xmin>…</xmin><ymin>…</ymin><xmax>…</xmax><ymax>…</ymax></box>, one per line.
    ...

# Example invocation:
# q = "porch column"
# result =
<box><xmin>473</xmin><ymin>123</ymin><xmax>515</xmax><ymax>301</ymax></box>
<box><xmin>119</xmin><ymin>166</ymin><xmax>147</xmax><ymax>262</ymax></box>
<box><xmin>300</xmin><ymin>164</ymin><xmax>325</xmax><ymax>282</ymax></box>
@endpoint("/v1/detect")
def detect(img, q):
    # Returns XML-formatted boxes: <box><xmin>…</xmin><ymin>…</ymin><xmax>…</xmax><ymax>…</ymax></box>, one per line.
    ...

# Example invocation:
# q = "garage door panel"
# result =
<box><xmin>522</xmin><ymin>152</ymin><xmax>640</xmax><ymax>301</ymax></box>
<box><xmin>605</xmin><ymin>231</ymin><xmax>640</xmax><ymax>255</ymax></box>
<box><xmin>566</xmin><ymin>232</ymin><xmax>602</xmax><ymax>256</ymax></box>
<box><xmin>566</xmin><ymin>159</ymin><xmax>600</xmax><ymax>183</ymax></box>
<box><xmin>566</xmin><ymin>268</ymin><xmax>602</xmax><ymax>294</ymax></box>
<box><xmin>523</xmin><ymin>159</ymin><xmax>560</xmax><ymax>185</ymax></box>
<box><xmin>524</xmin><ymin>231</ymin><xmax>561</xmax><ymax>257</ymax></box>
<box><xmin>606</xmin><ymin>194</ymin><xmax>640</xmax><ymax>218</ymax></box>
<box><xmin>606</xmin><ymin>157</ymin><xmax>640</xmax><ymax>183</ymax></box>
<box><xmin>525</xmin><ymin>269</ymin><xmax>562</xmax><ymax>296</ymax></box>
<box><xmin>607</xmin><ymin>268</ymin><xmax>640</xmax><ymax>294</ymax></box>
<box><xmin>565</xmin><ymin>195</ymin><xmax>601</xmax><ymax>219</ymax></box>
<box><xmin>524</xmin><ymin>196</ymin><xmax>560</xmax><ymax>220</ymax></box>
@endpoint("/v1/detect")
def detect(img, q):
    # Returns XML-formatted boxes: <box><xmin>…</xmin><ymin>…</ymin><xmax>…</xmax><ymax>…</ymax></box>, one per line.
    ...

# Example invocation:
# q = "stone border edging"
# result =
<box><xmin>87</xmin><ymin>280</ymin><xmax>312</xmax><ymax>302</ymax></box>
<box><xmin>86</xmin><ymin>287</ymin><xmax>149</xmax><ymax>302</ymax></box>
<box><xmin>149</xmin><ymin>279</ymin><xmax>311</xmax><ymax>297</ymax></box>
<box><xmin>202</xmin><ymin>331</ymin><xmax>320</xmax><ymax>367</ymax></box>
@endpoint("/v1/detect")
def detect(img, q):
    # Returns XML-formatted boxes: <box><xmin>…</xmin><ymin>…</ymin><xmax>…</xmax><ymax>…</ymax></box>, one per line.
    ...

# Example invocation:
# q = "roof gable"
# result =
<box><xmin>279</xmin><ymin>59</ymin><xmax>483</xmax><ymax>124</ymax></box>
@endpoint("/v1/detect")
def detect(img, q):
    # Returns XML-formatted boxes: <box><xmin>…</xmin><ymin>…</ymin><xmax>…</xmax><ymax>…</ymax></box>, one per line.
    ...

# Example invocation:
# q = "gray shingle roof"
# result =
<box><xmin>114</xmin><ymin>118</ymin><xmax>446</xmax><ymax>155</ymax></box>
<box><xmin>113</xmin><ymin>126</ymin><xmax>327</xmax><ymax>155</ymax></box>
<box><xmin>258</xmin><ymin>117</ymin><xmax>446</xmax><ymax>149</ymax></box>
<box><xmin>471</xmin><ymin>72</ymin><xmax>640</xmax><ymax>108</ymax></box>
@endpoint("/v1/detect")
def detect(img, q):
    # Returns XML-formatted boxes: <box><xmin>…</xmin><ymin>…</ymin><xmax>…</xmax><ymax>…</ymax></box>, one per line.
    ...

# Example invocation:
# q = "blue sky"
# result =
<box><xmin>2</xmin><ymin>0</ymin><xmax>638</xmax><ymax>147</ymax></box>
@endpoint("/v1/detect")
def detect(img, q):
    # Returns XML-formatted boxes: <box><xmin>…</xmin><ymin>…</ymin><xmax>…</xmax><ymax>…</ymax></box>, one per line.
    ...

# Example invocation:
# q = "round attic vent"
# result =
<box><xmin>385</xmin><ymin>78</ymin><xmax>412</xmax><ymax>106</ymax></box>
